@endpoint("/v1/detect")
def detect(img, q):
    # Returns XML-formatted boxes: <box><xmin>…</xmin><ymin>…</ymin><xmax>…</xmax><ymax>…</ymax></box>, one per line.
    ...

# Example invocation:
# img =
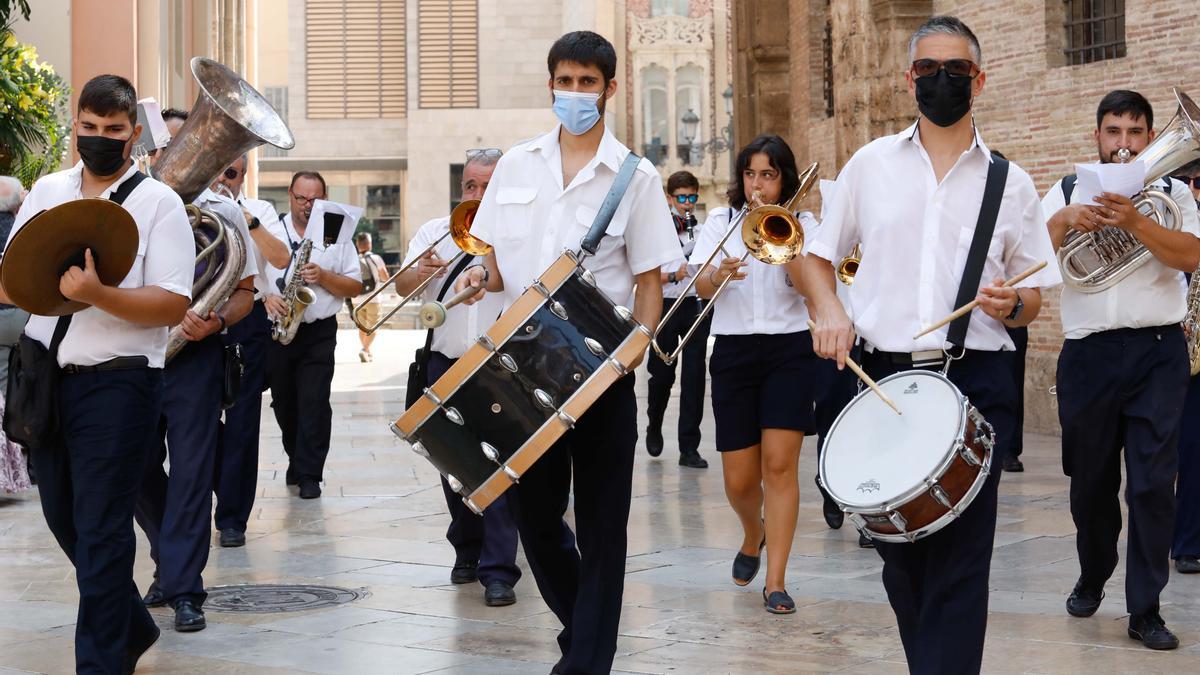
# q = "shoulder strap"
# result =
<box><xmin>109</xmin><ymin>171</ymin><xmax>147</xmax><ymax>206</ymax></box>
<box><xmin>1164</xmin><ymin>179</ymin><xmax>1173</xmax><ymax>195</ymax></box>
<box><xmin>580</xmin><ymin>152</ymin><xmax>643</xmax><ymax>255</ymax></box>
<box><xmin>49</xmin><ymin>314</ymin><xmax>72</xmax><ymax>358</ymax></box>
<box><xmin>947</xmin><ymin>157</ymin><xmax>1010</xmax><ymax>349</ymax></box>
<box><xmin>1061</xmin><ymin>174</ymin><xmax>1076</xmax><ymax>203</ymax></box>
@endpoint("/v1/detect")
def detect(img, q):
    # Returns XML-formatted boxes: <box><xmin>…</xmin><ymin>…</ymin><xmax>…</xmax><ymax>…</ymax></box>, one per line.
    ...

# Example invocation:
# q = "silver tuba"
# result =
<box><xmin>157</xmin><ymin>57</ymin><xmax>295</xmax><ymax>361</ymax></box>
<box><xmin>1058</xmin><ymin>87</ymin><xmax>1200</xmax><ymax>293</ymax></box>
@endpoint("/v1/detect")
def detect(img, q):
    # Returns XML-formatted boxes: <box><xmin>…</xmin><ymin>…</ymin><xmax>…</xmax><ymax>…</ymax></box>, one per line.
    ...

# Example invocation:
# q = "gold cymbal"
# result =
<box><xmin>0</xmin><ymin>198</ymin><xmax>139</xmax><ymax>316</ymax></box>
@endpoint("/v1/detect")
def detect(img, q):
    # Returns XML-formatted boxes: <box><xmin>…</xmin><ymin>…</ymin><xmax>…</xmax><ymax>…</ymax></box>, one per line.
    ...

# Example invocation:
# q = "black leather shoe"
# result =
<box><xmin>484</xmin><ymin>580</ymin><xmax>516</xmax><ymax>607</ymax></box>
<box><xmin>142</xmin><ymin>580</ymin><xmax>166</xmax><ymax>608</ymax></box>
<box><xmin>816</xmin><ymin>475</ymin><xmax>843</xmax><ymax>530</ymax></box>
<box><xmin>1176</xmin><ymin>555</ymin><xmax>1200</xmax><ymax>574</ymax></box>
<box><xmin>858</xmin><ymin>532</ymin><xmax>875</xmax><ymax>548</ymax></box>
<box><xmin>173</xmin><ymin>599</ymin><xmax>206</xmax><ymax>632</ymax></box>
<box><xmin>219</xmin><ymin>528</ymin><xmax>246</xmax><ymax>548</ymax></box>
<box><xmin>451</xmin><ymin>561</ymin><xmax>478</xmax><ymax>584</ymax></box>
<box><xmin>1002</xmin><ymin>455</ymin><xmax>1025</xmax><ymax>472</ymax></box>
<box><xmin>646</xmin><ymin>427</ymin><xmax>664</xmax><ymax>457</ymax></box>
<box><xmin>1066</xmin><ymin>582</ymin><xmax>1104</xmax><ymax>617</ymax></box>
<box><xmin>123</xmin><ymin>623</ymin><xmax>160</xmax><ymax>674</ymax></box>
<box><xmin>285</xmin><ymin>468</ymin><xmax>298</xmax><ymax>486</ymax></box>
<box><xmin>298</xmin><ymin>478</ymin><xmax>321</xmax><ymax>499</ymax></box>
<box><xmin>679</xmin><ymin>451</ymin><xmax>708</xmax><ymax>469</ymax></box>
<box><xmin>1128</xmin><ymin>613</ymin><xmax>1179</xmax><ymax>650</ymax></box>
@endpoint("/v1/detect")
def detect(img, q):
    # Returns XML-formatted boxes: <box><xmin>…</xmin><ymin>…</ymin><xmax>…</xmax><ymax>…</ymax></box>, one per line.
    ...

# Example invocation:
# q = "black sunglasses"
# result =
<box><xmin>911</xmin><ymin>58</ymin><xmax>979</xmax><ymax>79</ymax></box>
<box><xmin>1173</xmin><ymin>175</ymin><xmax>1200</xmax><ymax>189</ymax></box>
<box><xmin>674</xmin><ymin>194</ymin><xmax>698</xmax><ymax>204</ymax></box>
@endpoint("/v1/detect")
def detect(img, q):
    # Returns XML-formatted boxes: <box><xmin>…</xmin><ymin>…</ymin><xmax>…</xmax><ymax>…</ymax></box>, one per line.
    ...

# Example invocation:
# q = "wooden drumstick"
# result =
<box><xmin>807</xmin><ymin>320</ymin><xmax>901</xmax><ymax>416</ymax></box>
<box><xmin>912</xmin><ymin>261</ymin><xmax>1048</xmax><ymax>339</ymax></box>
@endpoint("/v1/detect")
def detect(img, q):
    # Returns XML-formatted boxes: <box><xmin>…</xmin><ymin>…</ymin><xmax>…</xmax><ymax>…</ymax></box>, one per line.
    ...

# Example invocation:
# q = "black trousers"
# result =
<box><xmin>266</xmin><ymin>316</ymin><xmax>337</xmax><ymax>482</ymax></box>
<box><xmin>428</xmin><ymin>351</ymin><xmax>522</xmax><ymax>587</ymax></box>
<box><xmin>1057</xmin><ymin>325</ymin><xmax>1187</xmax><ymax>616</ymax></box>
<box><xmin>1175</xmin><ymin>373</ymin><xmax>1200</xmax><ymax>559</ymax></box>
<box><xmin>645</xmin><ymin>296</ymin><xmax>709</xmax><ymax>455</ymax></box>
<box><xmin>32</xmin><ymin>367</ymin><xmax>163</xmax><ymax>674</ymax></box>
<box><xmin>514</xmin><ymin>375</ymin><xmax>635</xmax><ymax>675</ymax></box>
<box><xmin>861</xmin><ymin>349</ymin><xmax>1015</xmax><ymax>675</ymax></box>
<box><xmin>1005</xmin><ymin>326</ymin><xmax>1028</xmax><ymax>459</ymax></box>
<box><xmin>135</xmin><ymin>335</ymin><xmax>224</xmax><ymax>606</ymax></box>
<box><xmin>215</xmin><ymin>301</ymin><xmax>270</xmax><ymax>532</ymax></box>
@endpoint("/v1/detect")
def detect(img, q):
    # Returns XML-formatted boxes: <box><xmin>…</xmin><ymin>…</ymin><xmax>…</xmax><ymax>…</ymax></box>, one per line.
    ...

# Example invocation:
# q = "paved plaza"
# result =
<box><xmin>1</xmin><ymin>329</ymin><xmax>1198</xmax><ymax>674</ymax></box>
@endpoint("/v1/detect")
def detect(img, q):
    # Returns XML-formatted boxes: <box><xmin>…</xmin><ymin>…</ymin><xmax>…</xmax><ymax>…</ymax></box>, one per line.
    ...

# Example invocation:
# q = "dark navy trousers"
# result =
<box><xmin>428</xmin><ymin>351</ymin><xmax>521</xmax><ymax>588</ymax></box>
<box><xmin>136</xmin><ymin>335</ymin><xmax>224</xmax><ymax>606</ymax></box>
<box><xmin>1058</xmin><ymin>325</ymin><xmax>1187</xmax><ymax>616</ymax></box>
<box><xmin>1005</xmin><ymin>326</ymin><xmax>1028</xmax><ymax>460</ymax></box>
<box><xmin>32</xmin><ymin>367</ymin><xmax>163</xmax><ymax>674</ymax></box>
<box><xmin>215</xmin><ymin>301</ymin><xmax>270</xmax><ymax>533</ymax></box>
<box><xmin>267</xmin><ymin>316</ymin><xmax>337</xmax><ymax>482</ymax></box>
<box><xmin>1175</xmin><ymin>373</ymin><xmax>1200</xmax><ymax>559</ymax></box>
<box><xmin>645</xmin><ymin>296</ymin><xmax>710</xmax><ymax>455</ymax></box>
<box><xmin>861</xmin><ymin>349</ymin><xmax>1015</xmax><ymax>675</ymax></box>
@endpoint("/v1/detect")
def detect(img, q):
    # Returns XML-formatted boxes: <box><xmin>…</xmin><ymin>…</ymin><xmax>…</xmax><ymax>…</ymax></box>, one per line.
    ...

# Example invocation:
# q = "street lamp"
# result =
<box><xmin>682</xmin><ymin>85</ymin><xmax>735</xmax><ymax>172</ymax></box>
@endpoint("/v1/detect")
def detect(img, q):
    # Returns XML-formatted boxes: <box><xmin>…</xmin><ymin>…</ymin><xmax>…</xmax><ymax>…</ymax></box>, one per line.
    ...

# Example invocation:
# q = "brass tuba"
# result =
<box><xmin>157</xmin><ymin>58</ymin><xmax>295</xmax><ymax>361</ymax></box>
<box><xmin>1058</xmin><ymin>87</ymin><xmax>1200</xmax><ymax>293</ymax></box>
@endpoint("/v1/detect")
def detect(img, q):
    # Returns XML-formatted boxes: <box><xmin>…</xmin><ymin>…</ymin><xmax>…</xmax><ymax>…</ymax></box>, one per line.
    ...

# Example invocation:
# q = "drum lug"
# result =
<box><xmin>462</xmin><ymin>497</ymin><xmax>483</xmax><ymax>515</ymax></box>
<box><xmin>887</xmin><ymin>510</ymin><xmax>908</xmax><ymax>534</ymax></box>
<box><xmin>607</xmin><ymin>358</ymin><xmax>628</xmax><ymax>377</ymax></box>
<box><xmin>556</xmin><ymin>410</ymin><xmax>577</xmax><ymax>429</ymax></box>
<box><xmin>930</xmin><ymin>484</ymin><xmax>954</xmax><ymax>511</ymax></box>
<box><xmin>974</xmin><ymin>420</ymin><xmax>995</xmax><ymax>450</ymax></box>
<box><xmin>481</xmin><ymin>442</ymin><xmax>500</xmax><ymax>464</ymax></box>
<box><xmin>533</xmin><ymin>389</ymin><xmax>556</xmax><ymax>410</ymax></box>
<box><xmin>578</xmin><ymin>268</ymin><xmax>597</xmax><ymax>288</ymax></box>
<box><xmin>503</xmin><ymin>465</ymin><xmax>521</xmax><ymax>483</ymax></box>
<box><xmin>613</xmin><ymin>305</ymin><xmax>634</xmax><ymax>323</ymax></box>
<box><xmin>549</xmin><ymin>300</ymin><xmax>568</xmax><ymax>321</ymax></box>
<box><xmin>532</xmin><ymin>281</ymin><xmax>551</xmax><ymax>298</ymax></box>
<box><xmin>497</xmin><ymin>353</ymin><xmax>519</xmax><ymax>373</ymax></box>
<box><xmin>584</xmin><ymin>337</ymin><xmax>605</xmax><ymax>357</ymax></box>
<box><xmin>958</xmin><ymin>442</ymin><xmax>982</xmax><ymax>467</ymax></box>
<box><xmin>388</xmin><ymin>422</ymin><xmax>408</xmax><ymax>442</ymax></box>
<box><xmin>444</xmin><ymin>406</ymin><xmax>465</xmax><ymax>426</ymax></box>
<box><xmin>848</xmin><ymin>513</ymin><xmax>870</xmax><ymax>536</ymax></box>
<box><xmin>410</xmin><ymin>440</ymin><xmax>430</xmax><ymax>458</ymax></box>
<box><xmin>477</xmin><ymin>334</ymin><xmax>496</xmax><ymax>352</ymax></box>
<box><xmin>446</xmin><ymin>474</ymin><xmax>465</xmax><ymax>494</ymax></box>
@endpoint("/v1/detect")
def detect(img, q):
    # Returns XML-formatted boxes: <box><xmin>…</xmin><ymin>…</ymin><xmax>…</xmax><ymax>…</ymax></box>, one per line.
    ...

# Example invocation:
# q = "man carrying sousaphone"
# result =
<box><xmin>452</xmin><ymin>31</ymin><xmax>681</xmax><ymax>674</ymax></box>
<box><xmin>0</xmin><ymin>74</ymin><xmax>195</xmax><ymax>673</ymax></box>
<box><xmin>803</xmin><ymin>16</ymin><xmax>1060</xmax><ymax>673</ymax></box>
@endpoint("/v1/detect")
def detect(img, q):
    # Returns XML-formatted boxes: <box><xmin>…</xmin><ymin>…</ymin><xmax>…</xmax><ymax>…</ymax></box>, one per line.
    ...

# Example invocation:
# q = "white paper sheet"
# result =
<box><xmin>1072</xmin><ymin>161</ymin><xmax>1146</xmax><ymax>206</ymax></box>
<box><xmin>305</xmin><ymin>199</ymin><xmax>364</xmax><ymax>246</ymax></box>
<box><xmin>134</xmin><ymin>98</ymin><xmax>171</xmax><ymax>153</ymax></box>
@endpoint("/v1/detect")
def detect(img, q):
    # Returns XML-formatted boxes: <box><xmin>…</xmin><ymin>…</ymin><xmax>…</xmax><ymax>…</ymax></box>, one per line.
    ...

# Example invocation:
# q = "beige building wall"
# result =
<box><xmin>10</xmin><ymin>0</ymin><xmax>72</xmax><ymax>86</ymax></box>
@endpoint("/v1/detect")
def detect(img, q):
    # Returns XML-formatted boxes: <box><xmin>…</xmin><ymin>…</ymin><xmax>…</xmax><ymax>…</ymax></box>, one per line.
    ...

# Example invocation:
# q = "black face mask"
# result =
<box><xmin>77</xmin><ymin>134</ymin><xmax>131</xmax><ymax>176</ymax></box>
<box><xmin>914</xmin><ymin>70</ymin><xmax>973</xmax><ymax>128</ymax></box>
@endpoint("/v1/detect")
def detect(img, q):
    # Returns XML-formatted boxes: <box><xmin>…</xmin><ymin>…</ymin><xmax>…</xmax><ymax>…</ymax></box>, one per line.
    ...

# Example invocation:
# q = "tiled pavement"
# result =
<box><xmin>0</xmin><ymin>329</ymin><xmax>1198</xmax><ymax>674</ymax></box>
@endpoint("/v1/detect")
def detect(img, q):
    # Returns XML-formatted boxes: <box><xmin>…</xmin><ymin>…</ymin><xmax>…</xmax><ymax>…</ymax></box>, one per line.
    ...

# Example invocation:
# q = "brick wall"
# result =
<box><xmin>737</xmin><ymin>0</ymin><xmax>1200</xmax><ymax>433</ymax></box>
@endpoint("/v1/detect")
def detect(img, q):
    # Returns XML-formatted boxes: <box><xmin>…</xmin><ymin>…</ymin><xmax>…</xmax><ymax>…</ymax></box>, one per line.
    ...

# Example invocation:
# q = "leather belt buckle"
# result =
<box><xmin>910</xmin><ymin>349</ymin><xmax>944</xmax><ymax>367</ymax></box>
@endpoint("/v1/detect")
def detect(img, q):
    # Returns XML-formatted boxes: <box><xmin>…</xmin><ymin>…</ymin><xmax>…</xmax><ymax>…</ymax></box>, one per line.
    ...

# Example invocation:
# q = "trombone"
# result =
<box><xmin>351</xmin><ymin>199</ymin><xmax>491</xmax><ymax>334</ymax></box>
<box><xmin>651</xmin><ymin>162</ymin><xmax>819</xmax><ymax>365</ymax></box>
<box><xmin>836</xmin><ymin>243</ymin><xmax>862</xmax><ymax>285</ymax></box>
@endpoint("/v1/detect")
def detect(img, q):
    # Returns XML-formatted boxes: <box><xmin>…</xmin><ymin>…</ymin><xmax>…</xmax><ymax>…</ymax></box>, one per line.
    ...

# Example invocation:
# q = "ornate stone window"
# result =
<box><xmin>641</xmin><ymin>66</ymin><xmax>670</xmax><ymax>166</ymax></box>
<box><xmin>675</xmin><ymin>65</ymin><xmax>703</xmax><ymax>163</ymax></box>
<box><xmin>651</xmin><ymin>0</ymin><xmax>690</xmax><ymax>17</ymax></box>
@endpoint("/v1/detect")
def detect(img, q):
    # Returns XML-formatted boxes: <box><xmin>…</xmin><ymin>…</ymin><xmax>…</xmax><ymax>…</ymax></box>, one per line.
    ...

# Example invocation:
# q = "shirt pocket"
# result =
<box><xmin>492</xmin><ymin>186</ymin><xmax>539</xmax><ymax>242</ymax></box>
<box><xmin>572</xmin><ymin>203</ymin><xmax>629</xmax><ymax>254</ymax></box>
<box><xmin>119</xmin><ymin>237</ymin><xmax>152</xmax><ymax>289</ymax></box>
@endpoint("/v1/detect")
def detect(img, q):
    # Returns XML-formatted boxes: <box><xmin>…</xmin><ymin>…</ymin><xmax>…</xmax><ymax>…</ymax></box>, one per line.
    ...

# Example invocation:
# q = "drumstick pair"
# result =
<box><xmin>807</xmin><ymin>320</ymin><xmax>902</xmax><ymax>416</ymax></box>
<box><xmin>912</xmin><ymin>262</ymin><xmax>1048</xmax><ymax>339</ymax></box>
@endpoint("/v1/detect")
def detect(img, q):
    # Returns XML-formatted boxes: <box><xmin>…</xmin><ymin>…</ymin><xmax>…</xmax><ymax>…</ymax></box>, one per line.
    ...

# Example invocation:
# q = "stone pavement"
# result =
<box><xmin>1</xmin><ymin>329</ymin><xmax>1198</xmax><ymax>674</ymax></box>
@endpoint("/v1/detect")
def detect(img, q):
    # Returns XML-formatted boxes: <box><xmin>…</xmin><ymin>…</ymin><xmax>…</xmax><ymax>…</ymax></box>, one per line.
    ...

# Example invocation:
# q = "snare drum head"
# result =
<box><xmin>821</xmin><ymin>370</ymin><xmax>964</xmax><ymax>508</ymax></box>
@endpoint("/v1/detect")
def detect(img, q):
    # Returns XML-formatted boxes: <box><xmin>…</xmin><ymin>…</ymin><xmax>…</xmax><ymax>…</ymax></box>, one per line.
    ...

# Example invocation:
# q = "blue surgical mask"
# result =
<box><xmin>553</xmin><ymin>90</ymin><xmax>602</xmax><ymax>136</ymax></box>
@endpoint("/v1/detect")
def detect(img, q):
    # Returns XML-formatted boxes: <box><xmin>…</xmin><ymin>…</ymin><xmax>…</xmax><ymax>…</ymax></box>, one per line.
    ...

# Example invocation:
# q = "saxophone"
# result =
<box><xmin>1186</xmin><ymin>269</ymin><xmax>1200</xmax><ymax>375</ymax></box>
<box><xmin>271</xmin><ymin>238</ymin><xmax>316</xmax><ymax>345</ymax></box>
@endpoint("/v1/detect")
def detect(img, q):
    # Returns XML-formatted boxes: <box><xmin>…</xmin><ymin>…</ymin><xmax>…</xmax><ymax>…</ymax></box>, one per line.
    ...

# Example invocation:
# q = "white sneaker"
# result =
<box><xmin>358</xmin><ymin>350</ymin><xmax>369</xmax><ymax>363</ymax></box>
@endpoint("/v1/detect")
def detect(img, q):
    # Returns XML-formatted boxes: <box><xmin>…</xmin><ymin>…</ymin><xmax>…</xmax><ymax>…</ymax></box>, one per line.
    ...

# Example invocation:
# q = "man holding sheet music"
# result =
<box><xmin>1043</xmin><ymin>90</ymin><xmax>1200</xmax><ymax>651</ymax></box>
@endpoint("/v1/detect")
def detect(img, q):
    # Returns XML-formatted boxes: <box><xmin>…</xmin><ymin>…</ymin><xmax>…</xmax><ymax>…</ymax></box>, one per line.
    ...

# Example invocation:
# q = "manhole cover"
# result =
<box><xmin>205</xmin><ymin>584</ymin><xmax>367</xmax><ymax>613</ymax></box>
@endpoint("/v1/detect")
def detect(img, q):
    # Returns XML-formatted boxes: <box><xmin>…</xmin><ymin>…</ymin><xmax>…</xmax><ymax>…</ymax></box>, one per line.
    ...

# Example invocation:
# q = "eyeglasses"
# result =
<box><xmin>1172</xmin><ymin>175</ymin><xmax>1200</xmax><ymax>189</ymax></box>
<box><xmin>466</xmin><ymin>148</ymin><xmax>502</xmax><ymax>160</ymax></box>
<box><xmin>911</xmin><ymin>58</ymin><xmax>980</xmax><ymax>79</ymax></box>
<box><xmin>674</xmin><ymin>194</ymin><xmax>698</xmax><ymax>204</ymax></box>
<box><xmin>291</xmin><ymin>194</ymin><xmax>321</xmax><ymax>207</ymax></box>
<box><xmin>223</xmin><ymin>167</ymin><xmax>241</xmax><ymax>180</ymax></box>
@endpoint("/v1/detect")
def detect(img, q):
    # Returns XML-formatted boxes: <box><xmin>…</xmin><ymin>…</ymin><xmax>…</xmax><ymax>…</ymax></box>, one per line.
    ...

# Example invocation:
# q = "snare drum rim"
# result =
<box><xmin>818</xmin><ymin>369</ymin><xmax>968</xmax><ymax>513</ymax></box>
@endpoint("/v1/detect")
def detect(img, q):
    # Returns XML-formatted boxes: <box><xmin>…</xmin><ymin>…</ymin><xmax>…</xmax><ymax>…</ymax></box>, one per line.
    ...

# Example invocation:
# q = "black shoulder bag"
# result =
<box><xmin>405</xmin><ymin>253</ymin><xmax>476</xmax><ymax>408</ymax></box>
<box><xmin>946</xmin><ymin>157</ymin><xmax>1009</xmax><ymax>351</ymax></box>
<box><xmin>4</xmin><ymin>171</ymin><xmax>147</xmax><ymax>450</ymax></box>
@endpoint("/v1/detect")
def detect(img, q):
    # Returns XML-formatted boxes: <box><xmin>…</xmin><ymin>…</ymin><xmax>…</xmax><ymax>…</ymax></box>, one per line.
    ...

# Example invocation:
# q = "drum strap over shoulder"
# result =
<box><xmin>947</xmin><ymin>157</ymin><xmax>1009</xmax><ymax>349</ymax></box>
<box><xmin>580</xmin><ymin>152</ymin><xmax>642</xmax><ymax>256</ymax></box>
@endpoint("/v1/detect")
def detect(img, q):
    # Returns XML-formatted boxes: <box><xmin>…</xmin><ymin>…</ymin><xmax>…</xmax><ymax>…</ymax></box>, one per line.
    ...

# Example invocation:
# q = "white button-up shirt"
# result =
<box><xmin>239</xmin><ymin>195</ymin><xmax>284</xmax><ymax>299</ymax></box>
<box><xmin>263</xmin><ymin>213</ymin><xmax>359</xmax><ymax>322</ymax></box>
<box><xmin>1041</xmin><ymin>175</ymin><xmax>1200</xmax><ymax>338</ymax></box>
<box><xmin>402</xmin><ymin>216</ymin><xmax>506</xmax><ymax>359</ymax></box>
<box><xmin>469</xmin><ymin>124</ymin><xmax>682</xmax><ymax>310</ymax></box>
<box><xmin>194</xmin><ymin>188</ymin><xmax>257</xmax><ymax>282</ymax></box>
<box><xmin>806</xmin><ymin>122</ymin><xmax>1062</xmax><ymax>352</ymax></box>
<box><xmin>688</xmin><ymin>206</ymin><xmax>816</xmax><ymax>336</ymax></box>
<box><xmin>7</xmin><ymin>162</ymin><xmax>193</xmax><ymax>368</ymax></box>
<box><xmin>661</xmin><ymin>217</ymin><xmax>700</xmax><ymax>299</ymax></box>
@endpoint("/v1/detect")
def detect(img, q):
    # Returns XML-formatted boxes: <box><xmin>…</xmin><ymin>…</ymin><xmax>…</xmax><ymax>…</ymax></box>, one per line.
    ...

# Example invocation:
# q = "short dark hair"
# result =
<box><xmin>728</xmin><ymin>135</ymin><xmax>800</xmax><ymax>211</ymax></box>
<box><xmin>666</xmin><ymin>170</ymin><xmax>700</xmax><ymax>194</ymax></box>
<box><xmin>547</xmin><ymin>31</ymin><xmax>617</xmax><ymax>84</ymax></box>
<box><xmin>354</xmin><ymin>232</ymin><xmax>372</xmax><ymax>246</ymax></box>
<box><xmin>77</xmin><ymin>74</ymin><xmax>138</xmax><ymax>124</ymax></box>
<box><xmin>1097</xmin><ymin>90</ymin><xmax>1153</xmax><ymax>131</ymax></box>
<box><xmin>161</xmin><ymin>108</ymin><xmax>190</xmax><ymax>122</ymax></box>
<box><xmin>289</xmin><ymin>171</ymin><xmax>327</xmax><ymax>195</ymax></box>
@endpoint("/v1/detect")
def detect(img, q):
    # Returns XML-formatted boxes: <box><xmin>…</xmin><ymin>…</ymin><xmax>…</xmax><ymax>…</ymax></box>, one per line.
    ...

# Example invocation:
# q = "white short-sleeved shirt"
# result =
<box><xmin>7</xmin><ymin>162</ymin><xmax>194</xmax><ymax>368</ymax></box>
<box><xmin>468</xmin><ymin>124</ymin><xmax>682</xmax><ymax>310</ymax></box>
<box><xmin>263</xmin><ymin>213</ymin><xmax>360</xmax><ymax>322</ymax></box>
<box><xmin>688</xmin><ymin>206</ymin><xmax>816</xmax><ymax>336</ymax></box>
<box><xmin>661</xmin><ymin>216</ymin><xmax>699</xmax><ymax>299</ymax></box>
<box><xmin>401</xmin><ymin>216</ymin><xmax>506</xmax><ymax>359</ymax></box>
<box><xmin>1041</xmin><ymin>174</ymin><xmax>1200</xmax><ymax>338</ymax></box>
<box><xmin>806</xmin><ymin>121</ymin><xmax>1062</xmax><ymax>353</ymax></box>
<box><xmin>193</xmin><ymin>188</ymin><xmax>257</xmax><ymax>282</ymax></box>
<box><xmin>239</xmin><ymin>195</ymin><xmax>285</xmax><ymax>299</ymax></box>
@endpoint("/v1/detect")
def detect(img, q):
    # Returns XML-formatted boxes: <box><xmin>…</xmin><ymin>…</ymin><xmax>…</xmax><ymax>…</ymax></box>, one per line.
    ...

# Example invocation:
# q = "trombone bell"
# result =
<box><xmin>837</xmin><ymin>244</ymin><xmax>862</xmax><ymax>285</ymax></box>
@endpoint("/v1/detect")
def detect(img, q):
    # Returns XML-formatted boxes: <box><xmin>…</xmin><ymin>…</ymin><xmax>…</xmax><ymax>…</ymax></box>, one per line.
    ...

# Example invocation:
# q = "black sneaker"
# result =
<box><xmin>451</xmin><ymin>561</ymin><xmax>478</xmax><ymax>584</ymax></box>
<box><xmin>1002</xmin><ymin>455</ymin><xmax>1025</xmax><ymax>472</ymax></box>
<box><xmin>679</xmin><ymin>451</ymin><xmax>708</xmax><ymax>469</ymax></box>
<box><xmin>298</xmin><ymin>478</ymin><xmax>321</xmax><ymax>499</ymax></box>
<box><xmin>1128</xmin><ymin>613</ymin><xmax>1179</xmax><ymax>650</ymax></box>
<box><xmin>646</xmin><ymin>427</ymin><xmax>664</xmax><ymax>457</ymax></box>
<box><xmin>1175</xmin><ymin>555</ymin><xmax>1200</xmax><ymax>574</ymax></box>
<box><xmin>1065</xmin><ymin>581</ymin><xmax>1104</xmax><ymax>617</ymax></box>
<box><xmin>219</xmin><ymin>528</ymin><xmax>246</xmax><ymax>548</ymax></box>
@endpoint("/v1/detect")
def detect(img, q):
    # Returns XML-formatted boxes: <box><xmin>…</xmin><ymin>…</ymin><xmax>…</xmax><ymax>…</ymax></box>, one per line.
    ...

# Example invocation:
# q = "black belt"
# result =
<box><xmin>62</xmin><ymin>355</ymin><xmax>150</xmax><ymax>374</ymax></box>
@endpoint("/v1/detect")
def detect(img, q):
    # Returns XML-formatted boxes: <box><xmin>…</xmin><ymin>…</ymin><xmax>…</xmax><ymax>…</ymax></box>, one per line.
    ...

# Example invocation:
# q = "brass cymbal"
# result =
<box><xmin>0</xmin><ymin>198</ymin><xmax>139</xmax><ymax>316</ymax></box>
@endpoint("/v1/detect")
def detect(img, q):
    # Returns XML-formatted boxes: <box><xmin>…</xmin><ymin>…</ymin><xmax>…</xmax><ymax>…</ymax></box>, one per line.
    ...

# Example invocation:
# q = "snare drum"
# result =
<box><xmin>818</xmin><ymin>369</ymin><xmax>995</xmax><ymax>543</ymax></box>
<box><xmin>392</xmin><ymin>250</ymin><xmax>651</xmax><ymax>514</ymax></box>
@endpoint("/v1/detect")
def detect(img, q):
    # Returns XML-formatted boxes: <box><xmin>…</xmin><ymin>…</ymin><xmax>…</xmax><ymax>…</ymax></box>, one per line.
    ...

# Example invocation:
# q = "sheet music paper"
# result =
<box><xmin>133</xmin><ymin>98</ymin><xmax>171</xmax><ymax>154</ymax></box>
<box><xmin>305</xmin><ymin>199</ymin><xmax>363</xmax><ymax>246</ymax></box>
<box><xmin>1072</xmin><ymin>161</ymin><xmax>1146</xmax><ymax>207</ymax></box>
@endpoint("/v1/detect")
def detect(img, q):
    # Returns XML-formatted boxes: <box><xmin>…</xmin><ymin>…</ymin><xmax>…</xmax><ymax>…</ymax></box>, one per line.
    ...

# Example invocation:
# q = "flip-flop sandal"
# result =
<box><xmin>763</xmin><ymin>588</ymin><xmax>796</xmax><ymax>615</ymax></box>
<box><xmin>732</xmin><ymin>534</ymin><xmax>767</xmax><ymax>586</ymax></box>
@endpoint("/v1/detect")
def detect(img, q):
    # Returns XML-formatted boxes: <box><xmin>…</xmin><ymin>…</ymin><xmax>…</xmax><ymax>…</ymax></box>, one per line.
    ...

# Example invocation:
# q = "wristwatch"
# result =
<box><xmin>248</xmin><ymin>216</ymin><xmax>261</xmax><ymax>231</ymax></box>
<box><xmin>1005</xmin><ymin>292</ymin><xmax>1024</xmax><ymax>321</ymax></box>
<box><xmin>667</xmin><ymin>271</ymin><xmax>678</xmax><ymax>284</ymax></box>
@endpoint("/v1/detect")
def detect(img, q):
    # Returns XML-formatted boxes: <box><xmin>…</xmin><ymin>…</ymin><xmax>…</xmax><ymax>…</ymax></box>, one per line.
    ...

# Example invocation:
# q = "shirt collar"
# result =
<box><xmin>68</xmin><ymin>160</ymin><xmax>141</xmax><ymax>198</ymax></box>
<box><xmin>526</xmin><ymin>123</ymin><xmax>628</xmax><ymax>173</ymax></box>
<box><xmin>899</xmin><ymin>119</ymin><xmax>993</xmax><ymax>163</ymax></box>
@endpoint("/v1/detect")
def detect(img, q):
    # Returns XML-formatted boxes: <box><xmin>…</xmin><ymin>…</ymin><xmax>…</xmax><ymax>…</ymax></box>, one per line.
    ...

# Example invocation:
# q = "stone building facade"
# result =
<box><xmin>735</xmin><ymin>0</ymin><xmax>1200</xmax><ymax>433</ymax></box>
